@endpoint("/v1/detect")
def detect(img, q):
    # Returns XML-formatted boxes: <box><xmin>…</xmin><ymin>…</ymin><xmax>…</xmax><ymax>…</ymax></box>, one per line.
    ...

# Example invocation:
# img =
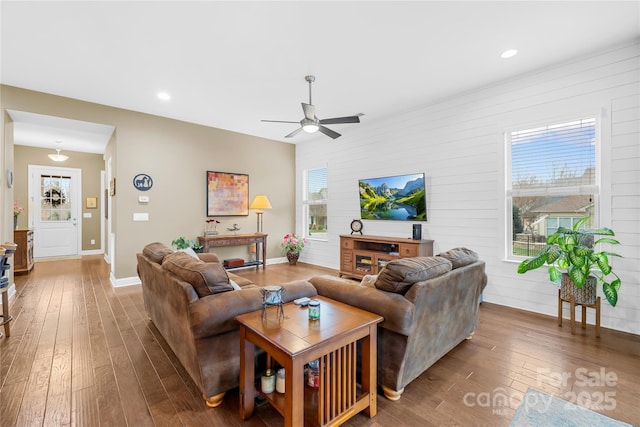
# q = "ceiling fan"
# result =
<box><xmin>262</xmin><ymin>75</ymin><xmax>363</xmax><ymax>139</ymax></box>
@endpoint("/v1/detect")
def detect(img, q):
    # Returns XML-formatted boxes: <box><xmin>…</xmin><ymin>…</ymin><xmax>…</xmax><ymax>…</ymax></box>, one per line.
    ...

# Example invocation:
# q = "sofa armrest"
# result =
<box><xmin>189</xmin><ymin>279</ymin><xmax>317</xmax><ymax>339</ymax></box>
<box><xmin>309</xmin><ymin>275</ymin><xmax>414</xmax><ymax>336</ymax></box>
<box><xmin>197</xmin><ymin>252</ymin><xmax>220</xmax><ymax>263</ymax></box>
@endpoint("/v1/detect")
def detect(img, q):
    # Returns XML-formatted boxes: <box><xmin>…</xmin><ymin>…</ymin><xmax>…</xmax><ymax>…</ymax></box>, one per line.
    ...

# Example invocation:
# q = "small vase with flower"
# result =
<box><xmin>281</xmin><ymin>233</ymin><xmax>308</xmax><ymax>265</ymax></box>
<box><xmin>13</xmin><ymin>201</ymin><xmax>24</xmax><ymax>230</ymax></box>
<box><xmin>205</xmin><ymin>219</ymin><xmax>220</xmax><ymax>236</ymax></box>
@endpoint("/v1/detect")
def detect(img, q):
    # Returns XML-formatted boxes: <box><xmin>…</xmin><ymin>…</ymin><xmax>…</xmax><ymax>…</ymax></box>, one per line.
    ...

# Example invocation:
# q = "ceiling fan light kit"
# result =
<box><xmin>262</xmin><ymin>75</ymin><xmax>363</xmax><ymax>139</ymax></box>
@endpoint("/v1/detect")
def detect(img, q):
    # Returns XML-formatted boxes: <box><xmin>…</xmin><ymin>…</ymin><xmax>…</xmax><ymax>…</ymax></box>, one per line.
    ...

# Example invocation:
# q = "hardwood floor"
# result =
<box><xmin>1</xmin><ymin>256</ymin><xmax>638</xmax><ymax>426</ymax></box>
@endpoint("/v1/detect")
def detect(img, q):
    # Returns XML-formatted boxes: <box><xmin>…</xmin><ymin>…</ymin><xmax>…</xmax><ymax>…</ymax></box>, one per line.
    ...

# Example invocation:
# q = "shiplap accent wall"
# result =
<box><xmin>296</xmin><ymin>41</ymin><xmax>639</xmax><ymax>335</ymax></box>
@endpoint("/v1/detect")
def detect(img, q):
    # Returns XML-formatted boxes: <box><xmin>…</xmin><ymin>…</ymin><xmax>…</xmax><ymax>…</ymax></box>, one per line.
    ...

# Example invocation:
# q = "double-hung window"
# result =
<box><xmin>506</xmin><ymin>117</ymin><xmax>599</xmax><ymax>259</ymax></box>
<box><xmin>303</xmin><ymin>166</ymin><xmax>328</xmax><ymax>240</ymax></box>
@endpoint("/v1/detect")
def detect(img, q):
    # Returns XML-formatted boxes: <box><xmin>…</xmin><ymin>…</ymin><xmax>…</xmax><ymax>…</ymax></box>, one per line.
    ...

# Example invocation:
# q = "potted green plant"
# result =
<box><xmin>171</xmin><ymin>237</ymin><xmax>191</xmax><ymax>250</ymax></box>
<box><xmin>517</xmin><ymin>217</ymin><xmax>622</xmax><ymax>306</ymax></box>
<box><xmin>171</xmin><ymin>237</ymin><xmax>203</xmax><ymax>253</ymax></box>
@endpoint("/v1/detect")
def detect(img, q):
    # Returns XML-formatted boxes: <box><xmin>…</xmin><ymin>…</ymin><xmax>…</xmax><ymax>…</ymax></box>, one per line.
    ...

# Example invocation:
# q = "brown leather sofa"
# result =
<box><xmin>309</xmin><ymin>248</ymin><xmax>487</xmax><ymax>401</ymax></box>
<box><xmin>136</xmin><ymin>242</ymin><xmax>318</xmax><ymax>407</ymax></box>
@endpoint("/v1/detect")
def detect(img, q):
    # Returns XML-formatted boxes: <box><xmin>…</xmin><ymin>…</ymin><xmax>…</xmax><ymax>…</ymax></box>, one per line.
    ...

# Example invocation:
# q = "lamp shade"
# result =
<box><xmin>250</xmin><ymin>195</ymin><xmax>272</xmax><ymax>210</ymax></box>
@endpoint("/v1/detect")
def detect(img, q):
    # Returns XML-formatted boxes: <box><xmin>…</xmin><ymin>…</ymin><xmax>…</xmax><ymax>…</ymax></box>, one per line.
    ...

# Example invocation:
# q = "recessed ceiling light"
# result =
<box><xmin>501</xmin><ymin>49</ymin><xmax>518</xmax><ymax>59</ymax></box>
<box><xmin>157</xmin><ymin>91</ymin><xmax>171</xmax><ymax>101</ymax></box>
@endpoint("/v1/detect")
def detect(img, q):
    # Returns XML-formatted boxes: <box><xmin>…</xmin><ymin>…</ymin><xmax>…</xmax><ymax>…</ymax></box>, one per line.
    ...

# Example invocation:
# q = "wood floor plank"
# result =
<box><xmin>109</xmin><ymin>344</ymin><xmax>155</xmax><ymax>426</ymax></box>
<box><xmin>71</xmin><ymin>385</ymin><xmax>99</xmax><ymax>427</ymax></box>
<box><xmin>0</xmin><ymin>380</ymin><xmax>27</xmax><ymax>426</ymax></box>
<box><xmin>2</xmin><ymin>257</ymin><xmax>638</xmax><ymax>427</ymax></box>
<box><xmin>82</xmin><ymin>275</ymin><xmax>111</xmax><ymax>369</ymax></box>
<box><xmin>43</xmin><ymin>391</ymin><xmax>71</xmax><ymax>427</ymax></box>
<box><xmin>94</xmin><ymin>364</ymin><xmax>127</xmax><ymax>426</ymax></box>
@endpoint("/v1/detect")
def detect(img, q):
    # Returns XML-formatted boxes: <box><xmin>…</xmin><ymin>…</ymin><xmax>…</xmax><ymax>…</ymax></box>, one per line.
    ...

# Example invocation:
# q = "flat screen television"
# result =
<box><xmin>359</xmin><ymin>173</ymin><xmax>427</xmax><ymax>221</ymax></box>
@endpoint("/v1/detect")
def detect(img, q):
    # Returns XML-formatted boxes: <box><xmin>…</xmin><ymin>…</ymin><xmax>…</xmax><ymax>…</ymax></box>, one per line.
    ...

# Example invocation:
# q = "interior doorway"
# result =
<box><xmin>8</xmin><ymin>110</ymin><xmax>115</xmax><ymax>261</ymax></box>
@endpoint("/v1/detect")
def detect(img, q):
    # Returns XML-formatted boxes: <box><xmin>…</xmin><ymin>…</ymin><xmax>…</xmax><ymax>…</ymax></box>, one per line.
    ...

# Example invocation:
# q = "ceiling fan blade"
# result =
<box><xmin>319</xmin><ymin>114</ymin><xmax>363</xmax><ymax>125</ymax></box>
<box><xmin>302</xmin><ymin>103</ymin><xmax>316</xmax><ymax>120</ymax></box>
<box><xmin>285</xmin><ymin>127</ymin><xmax>303</xmax><ymax>138</ymax></box>
<box><xmin>317</xmin><ymin>125</ymin><xmax>341</xmax><ymax>139</ymax></box>
<box><xmin>261</xmin><ymin>119</ymin><xmax>299</xmax><ymax>124</ymax></box>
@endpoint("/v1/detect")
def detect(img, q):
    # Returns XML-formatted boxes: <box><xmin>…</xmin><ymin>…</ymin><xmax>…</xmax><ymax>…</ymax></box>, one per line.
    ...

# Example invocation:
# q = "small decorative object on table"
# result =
<box><xmin>276</xmin><ymin>368</ymin><xmax>285</xmax><ymax>393</ymax></box>
<box><xmin>308</xmin><ymin>299</ymin><xmax>320</xmax><ymax>320</ymax></box>
<box><xmin>261</xmin><ymin>369</ymin><xmax>275</xmax><ymax>393</ymax></box>
<box><xmin>204</xmin><ymin>218</ymin><xmax>220</xmax><ymax>236</ymax></box>
<box><xmin>307</xmin><ymin>359</ymin><xmax>320</xmax><ymax>388</ymax></box>
<box><xmin>281</xmin><ymin>233</ymin><xmax>308</xmax><ymax>265</ymax></box>
<box><xmin>227</xmin><ymin>223</ymin><xmax>241</xmax><ymax>234</ymax></box>
<box><xmin>13</xmin><ymin>201</ymin><xmax>24</xmax><ymax>230</ymax></box>
<box><xmin>261</xmin><ymin>285</ymin><xmax>284</xmax><ymax>320</ymax></box>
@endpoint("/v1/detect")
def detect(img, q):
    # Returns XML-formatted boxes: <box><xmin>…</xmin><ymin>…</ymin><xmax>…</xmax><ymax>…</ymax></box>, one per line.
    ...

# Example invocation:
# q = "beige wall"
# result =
<box><xmin>1</xmin><ymin>85</ymin><xmax>295</xmax><ymax>281</ymax></box>
<box><xmin>13</xmin><ymin>146</ymin><xmax>104</xmax><ymax>250</ymax></box>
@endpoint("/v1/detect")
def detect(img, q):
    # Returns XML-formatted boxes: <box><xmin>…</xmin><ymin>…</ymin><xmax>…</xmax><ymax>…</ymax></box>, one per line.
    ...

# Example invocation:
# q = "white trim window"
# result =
<box><xmin>506</xmin><ymin>117</ymin><xmax>599</xmax><ymax>260</ymax></box>
<box><xmin>304</xmin><ymin>166</ymin><xmax>328</xmax><ymax>241</ymax></box>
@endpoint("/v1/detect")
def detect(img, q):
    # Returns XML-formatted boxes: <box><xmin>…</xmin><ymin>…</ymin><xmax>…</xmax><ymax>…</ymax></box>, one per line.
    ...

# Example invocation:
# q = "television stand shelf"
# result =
<box><xmin>339</xmin><ymin>234</ymin><xmax>434</xmax><ymax>279</ymax></box>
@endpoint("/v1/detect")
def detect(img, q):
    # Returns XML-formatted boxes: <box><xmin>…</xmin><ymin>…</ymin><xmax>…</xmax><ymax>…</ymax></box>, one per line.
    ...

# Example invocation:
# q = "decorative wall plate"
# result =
<box><xmin>133</xmin><ymin>173</ymin><xmax>153</xmax><ymax>191</ymax></box>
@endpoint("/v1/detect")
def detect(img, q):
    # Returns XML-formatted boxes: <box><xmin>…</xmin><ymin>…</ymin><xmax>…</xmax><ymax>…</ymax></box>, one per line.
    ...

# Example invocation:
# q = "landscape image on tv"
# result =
<box><xmin>359</xmin><ymin>173</ymin><xmax>426</xmax><ymax>221</ymax></box>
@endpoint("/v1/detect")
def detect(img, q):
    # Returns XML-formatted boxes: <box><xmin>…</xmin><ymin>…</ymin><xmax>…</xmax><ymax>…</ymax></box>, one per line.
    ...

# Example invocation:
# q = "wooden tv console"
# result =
<box><xmin>339</xmin><ymin>234</ymin><xmax>434</xmax><ymax>279</ymax></box>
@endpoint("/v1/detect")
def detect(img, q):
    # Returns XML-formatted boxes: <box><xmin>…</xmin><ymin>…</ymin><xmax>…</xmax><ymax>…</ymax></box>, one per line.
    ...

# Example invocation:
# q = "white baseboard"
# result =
<box><xmin>81</xmin><ymin>249</ymin><xmax>103</xmax><ymax>256</ymax></box>
<box><xmin>111</xmin><ymin>273</ymin><xmax>141</xmax><ymax>288</ymax></box>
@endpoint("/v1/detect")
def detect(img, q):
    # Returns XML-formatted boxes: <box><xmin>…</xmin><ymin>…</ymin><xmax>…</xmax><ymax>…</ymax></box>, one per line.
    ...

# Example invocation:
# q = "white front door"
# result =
<box><xmin>29</xmin><ymin>165</ymin><xmax>81</xmax><ymax>258</ymax></box>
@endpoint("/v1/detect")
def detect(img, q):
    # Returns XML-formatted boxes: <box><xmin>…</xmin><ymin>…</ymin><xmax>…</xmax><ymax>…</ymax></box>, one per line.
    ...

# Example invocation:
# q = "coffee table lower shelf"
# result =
<box><xmin>258</xmin><ymin>382</ymin><xmax>368</xmax><ymax>427</ymax></box>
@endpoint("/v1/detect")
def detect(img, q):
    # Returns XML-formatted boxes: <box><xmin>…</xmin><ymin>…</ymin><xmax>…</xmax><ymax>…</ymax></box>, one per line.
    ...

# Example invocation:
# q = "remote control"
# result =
<box><xmin>294</xmin><ymin>297</ymin><xmax>311</xmax><ymax>306</ymax></box>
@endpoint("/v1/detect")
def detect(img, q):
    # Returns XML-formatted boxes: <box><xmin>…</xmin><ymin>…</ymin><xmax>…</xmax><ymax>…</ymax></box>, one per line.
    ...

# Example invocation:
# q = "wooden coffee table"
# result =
<box><xmin>236</xmin><ymin>296</ymin><xmax>383</xmax><ymax>427</ymax></box>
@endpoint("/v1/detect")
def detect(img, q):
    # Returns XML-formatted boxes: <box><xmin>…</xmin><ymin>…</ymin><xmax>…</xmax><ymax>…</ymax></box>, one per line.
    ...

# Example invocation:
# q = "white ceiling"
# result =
<box><xmin>2</xmin><ymin>1</ymin><xmax>639</xmax><ymax>152</ymax></box>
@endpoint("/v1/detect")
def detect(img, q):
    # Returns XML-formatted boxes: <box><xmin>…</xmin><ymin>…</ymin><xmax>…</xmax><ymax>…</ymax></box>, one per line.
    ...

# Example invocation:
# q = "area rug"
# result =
<box><xmin>509</xmin><ymin>388</ymin><xmax>632</xmax><ymax>427</ymax></box>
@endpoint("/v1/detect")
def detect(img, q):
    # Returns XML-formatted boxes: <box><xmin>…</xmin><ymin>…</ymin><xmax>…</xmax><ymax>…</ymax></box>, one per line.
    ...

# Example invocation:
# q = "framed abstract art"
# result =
<box><xmin>206</xmin><ymin>171</ymin><xmax>249</xmax><ymax>216</ymax></box>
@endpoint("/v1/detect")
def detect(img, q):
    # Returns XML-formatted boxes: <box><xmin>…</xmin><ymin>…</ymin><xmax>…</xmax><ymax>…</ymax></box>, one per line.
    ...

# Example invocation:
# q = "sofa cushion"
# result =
<box><xmin>143</xmin><ymin>242</ymin><xmax>173</xmax><ymax>264</ymax></box>
<box><xmin>437</xmin><ymin>247</ymin><xmax>479</xmax><ymax>269</ymax></box>
<box><xmin>375</xmin><ymin>256</ymin><xmax>452</xmax><ymax>294</ymax></box>
<box><xmin>162</xmin><ymin>252</ymin><xmax>233</xmax><ymax>297</ymax></box>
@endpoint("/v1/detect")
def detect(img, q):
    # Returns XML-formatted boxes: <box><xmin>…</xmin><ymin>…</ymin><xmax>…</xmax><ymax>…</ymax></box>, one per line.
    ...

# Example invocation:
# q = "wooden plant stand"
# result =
<box><xmin>558</xmin><ymin>289</ymin><xmax>601</xmax><ymax>337</ymax></box>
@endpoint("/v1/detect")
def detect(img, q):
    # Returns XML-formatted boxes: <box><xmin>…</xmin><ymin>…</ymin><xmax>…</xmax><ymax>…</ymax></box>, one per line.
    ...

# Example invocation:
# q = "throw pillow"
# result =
<box><xmin>360</xmin><ymin>274</ymin><xmax>378</xmax><ymax>288</ymax></box>
<box><xmin>437</xmin><ymin>247</ymin><xmax>479</xmax><ymax>269</ymax></box>
<box><xmin>178</xmin><ymin>247</ymin><xmax>199</xmax><ymax>259</ymax></box>
<box><xmin>375</xmin><ymin>256</ymin><xmax>452</xmax><ymax>294</ymax></box>
<box><xmin>162</xmin><ymin>252</ymin><xmax>233</xmax><ymax>297</ymax></box>
<box><xmin>229</xmin><ymin>278</ymin><xmax>242</xmax><ymax>290</ymax></box>
<box><xmin>143</xmin><ymin>242</ymin><xmax>173</xmax><ymax>264</ymax></box>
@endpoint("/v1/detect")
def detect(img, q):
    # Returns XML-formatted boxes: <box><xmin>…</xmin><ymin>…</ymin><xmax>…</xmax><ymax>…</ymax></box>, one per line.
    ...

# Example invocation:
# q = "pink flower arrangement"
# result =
<box><xmin>13</xmin><ymin>201</ymin><xmax>25</xmax><ymax>217</ymax></box>
<box><xmin>281</xmin><ymin>233</ymin><xmax>307</xmax><ymax>253</ymax></box>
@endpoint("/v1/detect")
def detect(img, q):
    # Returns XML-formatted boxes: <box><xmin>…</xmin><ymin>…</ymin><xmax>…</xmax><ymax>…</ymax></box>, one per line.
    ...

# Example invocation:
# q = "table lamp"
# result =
<box><xmin>250</xmin><ymin>195</ymin><xmax>272</xmax><ymax>233</ymax></box>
